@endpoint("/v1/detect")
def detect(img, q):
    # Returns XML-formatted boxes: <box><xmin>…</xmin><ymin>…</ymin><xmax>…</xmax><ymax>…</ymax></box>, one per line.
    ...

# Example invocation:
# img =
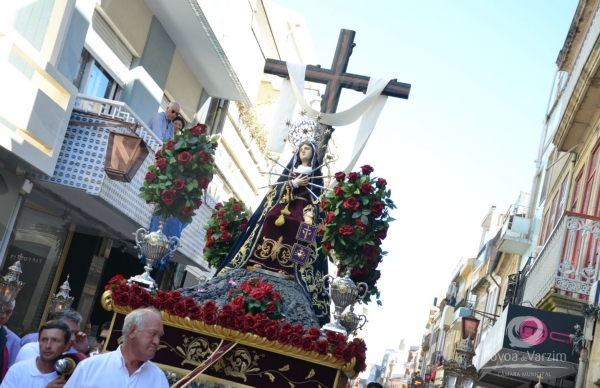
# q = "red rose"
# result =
<box><xmin>197</xmin><ymin>151</ymin><xmax>208</xmax><ymax>163</ymax></box>
<box><xmin>336</xmin><ymin>333</ymin><xmax>345</xmax><ymax>344</ymax></box>
<box><xmin>188</xmin><ymin>306</ymin><xmax>202</xmax><ymax>320</ymax></box>
<box><xmin>181</xmin><ymin>205</ymin><xmax>194</xmax><ymax>216</ymax></box>
<box><xmin>165</xmin><ymin>140</ymin><xmax>175</xmax><ymax>150</ymax></box>
<box><xmin>172</xmin><ymin>178</ymin><xmax>185</xmax><ymax>191</ymax></box>
<box><xmin>307</xmin><ymin>327</ymin><xmax>322</xmax><ymax>341</ymax></box>
<box><xmin>342</xmin><ymin>347</ymin><xmax>353</xmax><ymax>361</ymax></box>
<box><xmin>177</xmin><ymin>151</ymin><xmax>192</xmax><ymax>164</ymax></box>
<box><xmin>334</xmin><ymin>186</ymin><xmax>343</xmax><ymax>197</ymax></box>
<box><xmin>220</xmin><ymin>230</ymin><xmax>231</xmax><ymax>241</ymax></box>
<box><xmin>292</xmin><ymin>324</ymin><xmax>305</xmax><ymax>336</ymax></box>
<box><xmin>289</xmin><ymin>333</ymin><xmax>303</xmax><ymax>348</ymax></box>
<box><xmin>339</xmin><ymin>225</ymin><xmax>354</xmax><ymax>236</ymax></box>
<box><xmin>156</xmin><ymin>290</ymin><xmax>169</xmax><ymax>304</ymax></box>
<box><xmin>363</xmin><ymin>245</ymin><xmax>378</xmax><ymax>258</ymax></box>
<box><xmin>254</xmin><ymin>321</ymin><xmax>268</xmax><ymax>337</ymax></box>
<box><xmin>155</xmin><ymin>149</ymin><xmax>162</xmax><ymax>159</ymax></box>
<box><xmin>301</xmin><ymin>337</ymin><xmax>314</xmax><ymax>352</ymax></box>
<box><xmin>194</xmin><ymin>198</ymin><xmax>203</xmax><ymax>208</ymax></box>
<box><xmin>320</xmin><ymin>200</ymin><xmax>329</xmax><ymax>211</ymax></box>
<box><xmin>326</xmin><ymin>330</ymin><xmax>339</xmax><ymax>344</ymax></box>
<box><xmin>277</xmin><ymin>331</ymin><xmax>290</xmax><ymax>345</ymax></box>
<box><xmin>232</xmin><ymin>296</ymin><xmax>245</xmax><ymax>308</ymax></box>
<box><xmin>356</xmin><ymin>218</ymin><xmax>367</xmax><ymax>231</ymax></box>
<box><xmin>203</xmin><ymin>312</ymin><xmax>217</xmax><ymax>325</ymax></box>
<box><xmin>212</xmin><ymin>142</ymin><xmax>218</xmax><ymax>149</ymax></box>
<box><xmin>334</xmin><ymin>171</ymin><xmax>346</xmax><ymax>182</ymax></box>
<box><xmin>145</xmin><ymin>172</ymin><xmax>155</xmax><ymax>181</ymax></box>
<box><xmin>360</xmin><ymin>182</ymin><xmax>373</xmax><ymax>195</ymax></box>
<box><xmin>375</xmin><ymin>228</ymin><xmax>388</xmax><ymax>240</ymax></box>
<box><xmin>219</xmin><ymin>220</ymin><xmax>231</xmax><ymax>230</ymax></box>
<box><xmin>202</xmin><ymin>300</ymin><xmax>218</xmax><ymax>315</ymax></box>
<box><xmin>161</xmin><ymin>190</ymin><xmax>176</xmax><ymax>206</ymax></box>
<box><xmin>317</xmin><ymin>225</ymin><xmax>324</xmax><ymax>236</ymax></box>
<box><xmin>333</xmin><ymin>345</ymin><xmax>345</xmax><ymax>359</ymax></box>
<box><xmin>343</xmin><ymin>197</ymin><xmax>359</xmax><ymax>211</ymax></box>
<box><xmin>130</xmin><ymin>284</ymin><xmax>144</xmax><ymax>297</ymax></box>
<box><xmin>266</xmin><ymin>301</ymin><xmax>276</xmax><ymax>314</ymax></box>
<box><xmin>347</xmin><ymin>172</ymin><xmax>361</xmax><ymax>182</ymax></box>
<box><xmin>315</xmin><ymin>340</ymin><xmax>329</xmax><ymax>355</ymax></box>
<box><xmin>215</xmin><ymin>202</ymin><xmax>223</xmax><ymax>210</ymax></box>
<box><xmin>360</xmin><ymin>165</ymin><xmax>374</xmax><ymax>174</ymax></box>
<box><xmin>217</xmin><ymin>314</ymin><xmax>234</xmax><ymax>328</ymax></box>
<box><xmin>250</xmin><ymin>289</ymin><xmax>265</xmax><ymax>301</ymax></box>
<box><xmin>280</xmin><ymin>323</ymin><xmax>293</xmax><ymax>333</ymax></box>
<box><xmin>324</xmin><ymin>211</ymin><xmax>335</xmax><ymax>224</ymax></box>
<box><xmin>221</xmin><ymin>304</ymin><xmax>233</xmax><ymax>316</ymax></box>
<box><xmin>108</xmin><ymin>275</ymin><xmax>125</xmax><ymax>285</ymax></box>
<box><xmin>198</xmin><ymin>124</ymin><xmax>208</xmax><ymax>134</ymax></box>
<box><xmin>129</xmin><ymin>297</ymin><xmax>142</xmax><ymax>310</ymax></box>
<box><xmin>189</xmin><ymin>125</ymin><xmax>201</xmax><ymax>137</ymax></box>
<box><xmin>231</xmin><ymin>204</ymin><xmax>241</xmax><ymax>212</ymax></box>
<box><xmin>173</xmin><ymin>300</ymin><xmax>188</xmax><ymax>317</ymax></box>
<box><xmin>156</xmin><ymin>158</ymin><xmax>167</xmax><ymax>170</ymax></box>
<box><xmin>215</xmin><ymin>210</ymin><xmax>226</xmax><ymax>219</ymax></box>
<box><xmin>140</xmin><ymin>292</ymin><xmax>152</xmax><ymax>306</ymax></box>
<box><xmin>114</xmin><ymin>292</ymin><xmax>130</xmax><ymax>306</ymax></box>
<box><xmin>184</xmin><ymin>297</ymin><xmax>196</xmax><ymax>310</ymax></box>
<box><xmin>205</xmin><ymin>237</ymin><xmax>215</xmax><ymax>247</ymax></box>
<box><xmin>199</xmin><ymin>176</ymin><xmax>210</xmax><ymax>189</ymax></box>
<box><xmin>233</xmin><ymin>306</ymin><xmax>245</xmax><ymax>317</ymax></box>
<box><xmin>368</xmin><ymin>258</ymin><xmax>380</xmax><ymax>269</ymax></box>
<box><xmin>376</xmin><ymin>178</ymin><xmax>387</xmax><ymax>187</ymax></box>
<box><xmin>169</xmin><ymin>290</ymin><xmax>183</xmax><ymax>302</ymax></box>
<box><xmin>244</xmin><ymin>314</ymin><xmax>256</xmax><ymax>330</ymax></box>
<box><xmin>239</xmin><ymin>223</ymin><xmax>247</xmax><ymax>232</ymax></box>
<box><xmin>370</xmin><ymin>202</ymin><xmax>384</xmax><ymax>217</ymax></box>
<box><xmin>266</xmin><ymin>326</ymin><xmax>279</xmax><ymax>341</ymax></box>
<box><xmin>323</xmin><ymin>241</ymin><xmax>333</xmax><ymax>252</ymax></box>
<box><xmin>255</xmin><ymin>313</ymin><xmax>269</xmax><ymax>323</ymax></box>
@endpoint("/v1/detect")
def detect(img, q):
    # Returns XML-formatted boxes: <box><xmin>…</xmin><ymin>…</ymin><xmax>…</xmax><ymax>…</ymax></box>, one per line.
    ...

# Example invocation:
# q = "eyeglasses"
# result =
<box><xmin>170</xmin><ymin>109</ymin><xmax>179</xmax><ymax>114</ymax></box>
<box><xmin>97</xmin><ymin>335</ymin><xmax>106</xmax><ymax>343</ymax></box>
<box><xmin>0</xmin><ymin>309</ymin><xmax>13</xmax><ymax>316</ymax></box>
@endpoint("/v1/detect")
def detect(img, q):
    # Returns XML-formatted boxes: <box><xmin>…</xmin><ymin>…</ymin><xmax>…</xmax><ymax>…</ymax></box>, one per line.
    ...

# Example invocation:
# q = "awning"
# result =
<box><xmin>475</xmin><ymin>304</ymin><xmax>583</xmax><ymax>386</ymax></box>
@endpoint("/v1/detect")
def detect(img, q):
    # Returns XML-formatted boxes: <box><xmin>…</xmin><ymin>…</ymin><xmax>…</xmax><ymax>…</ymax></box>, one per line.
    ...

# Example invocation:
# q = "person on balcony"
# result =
<box><xmin>148</xmin><ymin>102</ymin><xmax>180</xmax><ymax>142</ymax></box>
<box><xmin>173</xmin><ymin>116</ymin><xmax>185</xmax><ymax>136</ymax></box>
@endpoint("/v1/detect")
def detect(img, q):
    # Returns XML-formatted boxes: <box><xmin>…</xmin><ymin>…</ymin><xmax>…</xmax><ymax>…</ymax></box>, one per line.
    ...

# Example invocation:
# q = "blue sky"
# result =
<box><xmin>274</xmin><ymin>0</ymin><xmax>578</xmax><ymax>365</ymax></box>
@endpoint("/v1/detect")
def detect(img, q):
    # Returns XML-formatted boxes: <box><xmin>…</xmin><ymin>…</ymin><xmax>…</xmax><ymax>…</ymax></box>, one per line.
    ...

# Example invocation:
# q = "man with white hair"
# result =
<box><xmin>65</xmin><ymin>308</ymin><xmax>168</xmax><ymax>387</ymax></box>
<box><xmin>0</xmin><ymin>301</ymin><xmax>20</xmax><ymax>382</ymax></box>
<box><xmin>148</xmin><ymin>102</ymin><xmax>180</xmax><ymax>142</ymax></box>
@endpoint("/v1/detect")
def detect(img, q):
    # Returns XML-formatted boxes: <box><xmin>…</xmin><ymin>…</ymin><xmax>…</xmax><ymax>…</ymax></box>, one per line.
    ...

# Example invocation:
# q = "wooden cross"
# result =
<box><xmin>264</xmin><ymin>29</ymin><xmax>411</xmax><ymax>161</ymax></box>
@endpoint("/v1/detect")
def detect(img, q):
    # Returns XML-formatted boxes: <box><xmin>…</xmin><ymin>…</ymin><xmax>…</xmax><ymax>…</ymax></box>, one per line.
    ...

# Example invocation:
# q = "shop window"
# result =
<box><xmin>2</xmin><ymin>206</ymin><xmax>70</xmax><ymax>334</ymax></box>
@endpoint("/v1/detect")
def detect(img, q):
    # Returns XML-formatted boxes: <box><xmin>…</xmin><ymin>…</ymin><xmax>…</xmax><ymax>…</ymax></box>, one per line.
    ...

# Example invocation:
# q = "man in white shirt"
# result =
<box><xmin>0</xmin><ymin>320</ymin><xmax>72</xmax><ymax>388</ymax></box>
<box><xmin>65</xmin><ymin>307</ymin><xmax>168</xmax><ymax>388</ymax></box>
<box><xmin>15</xmin><ymin>311</ymin><xmax>88</xmax><ymax>364</ymax></box>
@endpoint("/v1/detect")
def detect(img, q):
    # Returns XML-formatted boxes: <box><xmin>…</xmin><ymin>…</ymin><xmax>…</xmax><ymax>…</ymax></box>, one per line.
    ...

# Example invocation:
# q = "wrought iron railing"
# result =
<box><xmin>503</xmin><ymin>257</ymin><xmax>532</xmax><ymax>308</ymax></box>
<box><xmin>521</xmin><ymin>212</ymin><xmax>600</xmax><ymax>307</ymax></box>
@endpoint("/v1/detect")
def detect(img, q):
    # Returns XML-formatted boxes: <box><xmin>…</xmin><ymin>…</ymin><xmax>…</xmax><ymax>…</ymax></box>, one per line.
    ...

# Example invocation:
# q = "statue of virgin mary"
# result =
<box><xmin>215</xmin><ymin>119</ymin><xmax>330</xmax><ymax>325</ymax></box>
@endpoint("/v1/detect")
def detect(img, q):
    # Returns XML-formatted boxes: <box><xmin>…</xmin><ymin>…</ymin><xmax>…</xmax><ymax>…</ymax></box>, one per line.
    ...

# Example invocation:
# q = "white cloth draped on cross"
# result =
<box><xmin>265</xmin><ymin>62</ymin><xmax>391</xmax><ymax>173</ymax></box>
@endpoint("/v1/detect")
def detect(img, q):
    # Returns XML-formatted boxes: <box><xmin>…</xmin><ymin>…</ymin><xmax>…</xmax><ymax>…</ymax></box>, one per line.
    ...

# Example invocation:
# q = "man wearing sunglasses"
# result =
<box><xmin>89</xmin><ymin>322</ymin><xmax>110</xmax><ymax>356</ymax></box>
<box><xmin>148</xmin><ymin>102</ymin><xmax>180</xmax><ymax>142</ymax></box>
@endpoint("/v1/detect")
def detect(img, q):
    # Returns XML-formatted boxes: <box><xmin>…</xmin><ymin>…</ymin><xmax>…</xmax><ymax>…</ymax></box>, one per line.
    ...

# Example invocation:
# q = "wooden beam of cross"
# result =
<box><xmin>264</xmin><ymin>29</ymin><xmax>411</xmax><ymax>162</ymax></box>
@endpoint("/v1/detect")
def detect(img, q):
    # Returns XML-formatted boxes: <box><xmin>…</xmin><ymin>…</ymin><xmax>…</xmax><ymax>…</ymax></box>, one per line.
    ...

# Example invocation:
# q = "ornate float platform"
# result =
<box><xmin>101</xmin><ymin>290</ymin><xmax>359</xmax><ymax>387</ymax></box>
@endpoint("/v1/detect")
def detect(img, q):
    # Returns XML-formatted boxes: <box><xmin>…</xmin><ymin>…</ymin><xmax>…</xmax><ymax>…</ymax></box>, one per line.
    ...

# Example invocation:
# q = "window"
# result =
<box><xmin>73</xmin><ymin>49</ymin><xmax>122</xmax><ymax>100</ymax></box>
<box><xmin>571</xmin><ymin>171</ymin><xmax>583</xmax><ymax>211</ymax></box>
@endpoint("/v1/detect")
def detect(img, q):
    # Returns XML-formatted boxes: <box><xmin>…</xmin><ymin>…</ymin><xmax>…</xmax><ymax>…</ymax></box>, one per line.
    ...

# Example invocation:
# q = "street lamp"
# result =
<box><xmin>443</xmin><ymin>315</ymin><xmax>480</xmax><ymax>388</ymax></box>
<box><xmin>50</xmin><ymin>276</ymin><xmax>74</xmax><ymax>313</ymax></box>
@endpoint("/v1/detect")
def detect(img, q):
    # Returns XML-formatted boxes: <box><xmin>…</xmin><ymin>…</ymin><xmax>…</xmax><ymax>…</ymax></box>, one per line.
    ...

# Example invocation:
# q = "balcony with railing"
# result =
<box><xmin>521</xmin><ymin>211</ymin><xmax>600</xmax><ymax>310</ymax></box>
<box><xmin>497</xmin><ymin>203</ymin><xmax>531</xmax><ymax>255</ymax></box>
<box><xmin>25</xmin><ymin>94</ymin><xmax>215</xmax><ymax>269</ymax></box>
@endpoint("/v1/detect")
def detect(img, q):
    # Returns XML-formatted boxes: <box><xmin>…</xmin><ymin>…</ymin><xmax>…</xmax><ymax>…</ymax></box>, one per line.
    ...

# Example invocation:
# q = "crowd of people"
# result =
<box><xmin>0</xmin><ymin>302</ymin><xmax>168</xmax><ymax>387</ymax></box>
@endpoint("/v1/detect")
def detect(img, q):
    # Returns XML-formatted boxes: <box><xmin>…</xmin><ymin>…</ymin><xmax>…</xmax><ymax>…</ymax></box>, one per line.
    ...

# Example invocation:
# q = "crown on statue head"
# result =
<box><xmin>286</xmin><ymin>110</ymin><xmax>326</xmax><ymax>152</ymax></box>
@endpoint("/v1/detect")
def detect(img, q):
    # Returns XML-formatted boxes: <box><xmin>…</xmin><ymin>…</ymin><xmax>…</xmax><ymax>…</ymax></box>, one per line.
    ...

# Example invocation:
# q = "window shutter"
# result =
<box><xmin>91</xmin><ymin>11</ymin><xmax>133</xmax><ymax>69</ymax></box>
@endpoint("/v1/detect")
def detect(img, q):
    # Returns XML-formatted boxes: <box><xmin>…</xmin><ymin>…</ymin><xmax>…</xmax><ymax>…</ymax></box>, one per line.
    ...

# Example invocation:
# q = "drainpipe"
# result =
<box><xmin>574</xmin><ymin>347</ymin><xmax>588</xmax><ymax>388</ymax></box>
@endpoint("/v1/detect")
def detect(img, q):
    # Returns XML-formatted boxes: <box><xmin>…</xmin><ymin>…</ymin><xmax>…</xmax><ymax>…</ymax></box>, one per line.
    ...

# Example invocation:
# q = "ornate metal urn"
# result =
<box><xmin>322</xmin><ymin>267</ymin><xmax>368</xmax><ymax>336</ymax></box>
<box><xmin>339</xmin><ymin>305</ymin><xmax>368</xmax><ymax>336</ymax></box>
<box><xmin>130</xmin><ymin>218</ymin><xmax>181</xmax><ymax>291</ymax></box>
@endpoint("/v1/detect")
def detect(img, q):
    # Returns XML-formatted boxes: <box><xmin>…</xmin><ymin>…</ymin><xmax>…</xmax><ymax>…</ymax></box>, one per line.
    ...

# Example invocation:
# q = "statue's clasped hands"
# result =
<box><xmin>293</xmin><ymin>175</ymin><xmax>309</xmax><ymax>187</ymax></box>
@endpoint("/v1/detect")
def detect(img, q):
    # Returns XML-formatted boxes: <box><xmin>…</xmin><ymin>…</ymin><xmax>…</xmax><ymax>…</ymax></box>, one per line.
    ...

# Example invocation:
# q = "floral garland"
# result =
<box><xmin>319</xmin><ymin>165</ymin><xmax>396</xmax><ymax>304</ymax></box>
<box><xmin>106</xmin><ymin>278</ymin><xmax>367</xmax><ymax>372</ymax></box>
<box><xmin>203</xmin><ymin>198</ymin><xmax>249</xmax><ymax>269</ymax></box>
<box><xmin>139</xmin><ymin>123</ymin><xmax>219</xmax><ymax>223</ymax></box>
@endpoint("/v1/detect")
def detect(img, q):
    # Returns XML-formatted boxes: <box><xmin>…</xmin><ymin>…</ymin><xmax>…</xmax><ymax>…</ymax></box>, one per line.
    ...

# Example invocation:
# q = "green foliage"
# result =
<box><xmin>138</xmin><ymin>123</ymin><xmax>218</xmax><ymax>224</ymax></box>
<box><xmin>202</xmin><ymin>197</ymin><xmax>250</xmax><ymax>269</ymax></box>
<box><xmin>319</xmin><ymin>167</ymin><xmax>396</xmax><ymax>304</ymax></box>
